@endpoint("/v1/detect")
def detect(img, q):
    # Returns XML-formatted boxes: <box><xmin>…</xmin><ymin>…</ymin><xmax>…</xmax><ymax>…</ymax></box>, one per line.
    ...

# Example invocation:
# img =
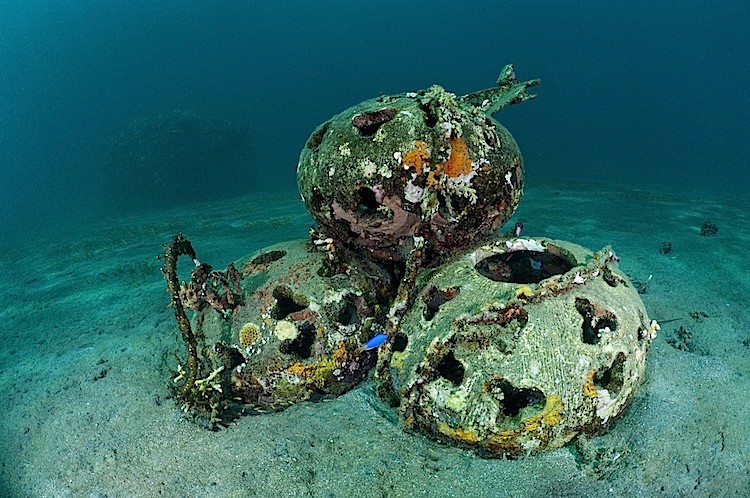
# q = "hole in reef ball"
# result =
<box><xmin>475</xmin><ymin>250</ymin><xmax>574</xmax><ymax>284</ymax></box>
<box><xmin>575</xmin><ymin>297</ymin><xmax>618</xmax><ymax>345</ymax></box>
<box><xmin>355</xmin><ymin>186</ymin><xmax>381</xmax><ymax>216</ymax></box>
<box><xmin>423</xmin><ymin>285</ymin><xmax>461</xmax><ymax>321</ymax></box>
<box><xmin>271</xmin><ymin>285</ymin><xmax>309</xmax><ymax>320</ymax></box>
<box><xmin>392</xmin><ymin>332</ymin><xmax>408</xmax><ymax>352</ymax></box>
<box><xmin>306</xmin><ymin>122</ymin><xmax>330</xmax><ymax>150</ymax></box>
<box><xmin>251</xmin><ymin>250</ymin><xmax>287</xmax><ymax>265</ymax></box>
<box><xmin>352</xmin><ymin>108</ymin><xmax>396</xmax><ymax>136</ymax></box>
<box><xmin>279</xmin><ymin>321</ymin><xmax>316</xmax><ymax>359</ymax></box>
<box><xmin>336</xmin><ymin>293</ymin><xmax>361</xmax><ymax>325</ymax></box>
<box><xmin>487</xmin><ymin>378</ymin><xmax>545</xmax><ymax>418</ymax></box>
<box><xmin>595</xmin><ymin>352</ymin><xmax>626</xmax><ymax>396</ymax></box>
<box><xmin>437</xmin><ymin>351</ymin><xmax>465</xmax><ymax>385</ymax></box>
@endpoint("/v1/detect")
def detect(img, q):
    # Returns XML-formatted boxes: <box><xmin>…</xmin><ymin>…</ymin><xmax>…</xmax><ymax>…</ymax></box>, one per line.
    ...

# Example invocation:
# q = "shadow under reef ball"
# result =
<box><xmin>159</xmin><ymin>64</ymin><xmax>657</xmax><ymax>458</ymax></box>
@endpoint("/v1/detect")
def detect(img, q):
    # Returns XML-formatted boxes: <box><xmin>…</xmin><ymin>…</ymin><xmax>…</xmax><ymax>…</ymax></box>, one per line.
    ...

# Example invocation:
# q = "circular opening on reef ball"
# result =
<box><xmin>474</xmin><ymin>250</ymin><xmax>575</xmax><ymax>284</ymax></box>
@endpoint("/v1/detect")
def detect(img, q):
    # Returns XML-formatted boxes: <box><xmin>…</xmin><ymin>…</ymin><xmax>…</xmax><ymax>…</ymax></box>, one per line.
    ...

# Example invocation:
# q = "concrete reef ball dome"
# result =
<box><xmin>297</xmin><ymin>67</ymin><xmax>538</xmax><ymax>262</ymax></box>
<box><xmin>193</xmin><ymin>239</ymin><xmax>393</xmax><ymax>412</ymax></box>
<box><xmin>376</xmin><ymin>237</ymin><xmax>657</xmax><ymax>457</ymax></box>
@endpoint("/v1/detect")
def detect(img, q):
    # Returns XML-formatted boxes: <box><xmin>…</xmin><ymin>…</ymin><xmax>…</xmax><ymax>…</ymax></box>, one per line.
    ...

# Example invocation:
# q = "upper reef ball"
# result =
<box><xmin>376</xmin><ymin>237</ymin><xmax>657</xmax><ymax>457</ymax></box>
<box><xmin>297</xmin><ymin>68</ymin><xmax>537</xmax><ymax>262</ymax></box>
<box><xmin>194</xmin><ymin>239</ymin><xmax>393</xmax><ymax>411</ymax></box>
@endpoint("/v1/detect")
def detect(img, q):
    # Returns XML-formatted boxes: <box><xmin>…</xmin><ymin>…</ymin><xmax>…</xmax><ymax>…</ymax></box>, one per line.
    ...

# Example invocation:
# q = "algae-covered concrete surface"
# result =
<box><xmin>384</xmin><ymin>237</ymin><xmax>654</xmax><ymax>457</ymax></box>
<box><xmin>1</xmin><ymin>183</ymin><xmax>749</xmax><ymax>497</ymax></box>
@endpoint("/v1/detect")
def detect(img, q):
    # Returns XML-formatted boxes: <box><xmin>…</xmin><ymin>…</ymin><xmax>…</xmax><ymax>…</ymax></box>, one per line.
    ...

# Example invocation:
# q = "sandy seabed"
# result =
<box><xmin>2</xmin><ymin>181</ymin><xmax>749</xmax><ymax>497</ymax></box>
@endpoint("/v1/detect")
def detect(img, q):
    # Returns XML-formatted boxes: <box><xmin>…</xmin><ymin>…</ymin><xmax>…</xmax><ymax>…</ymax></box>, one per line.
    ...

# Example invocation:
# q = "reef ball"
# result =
<box><xmin>194</xmin><ymin>239</ymin><xmax>393</xmax><ymax>411</ymax></box>
<box><xmin>376</xmin><ymin>237</ymin><xmax>656</xmax><ymax>457</ymax></box>
<box><xmin>297</xmin><ymin>66</ymin><xmax>538</xmax><ymax>262</ymax></box>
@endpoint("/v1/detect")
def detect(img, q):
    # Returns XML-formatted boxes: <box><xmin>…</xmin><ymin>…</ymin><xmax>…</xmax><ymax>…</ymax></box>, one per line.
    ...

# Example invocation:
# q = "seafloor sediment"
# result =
<box><xmin>1</xmin><ymin>181</ymin><xmax>748</xmax><ymax>497</ymax></box>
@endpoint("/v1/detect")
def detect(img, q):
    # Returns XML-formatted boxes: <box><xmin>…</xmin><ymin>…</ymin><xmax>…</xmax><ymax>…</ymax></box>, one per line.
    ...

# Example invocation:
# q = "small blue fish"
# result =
<box><xmin>529</xmin><ymin>258</ymin><xmax>542</xmax><ymax>270</ymax></box>
<box><xmin>361</xmin><ymin>333</ymin><xmax>388</xmax><ymax>351</ymax></box>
